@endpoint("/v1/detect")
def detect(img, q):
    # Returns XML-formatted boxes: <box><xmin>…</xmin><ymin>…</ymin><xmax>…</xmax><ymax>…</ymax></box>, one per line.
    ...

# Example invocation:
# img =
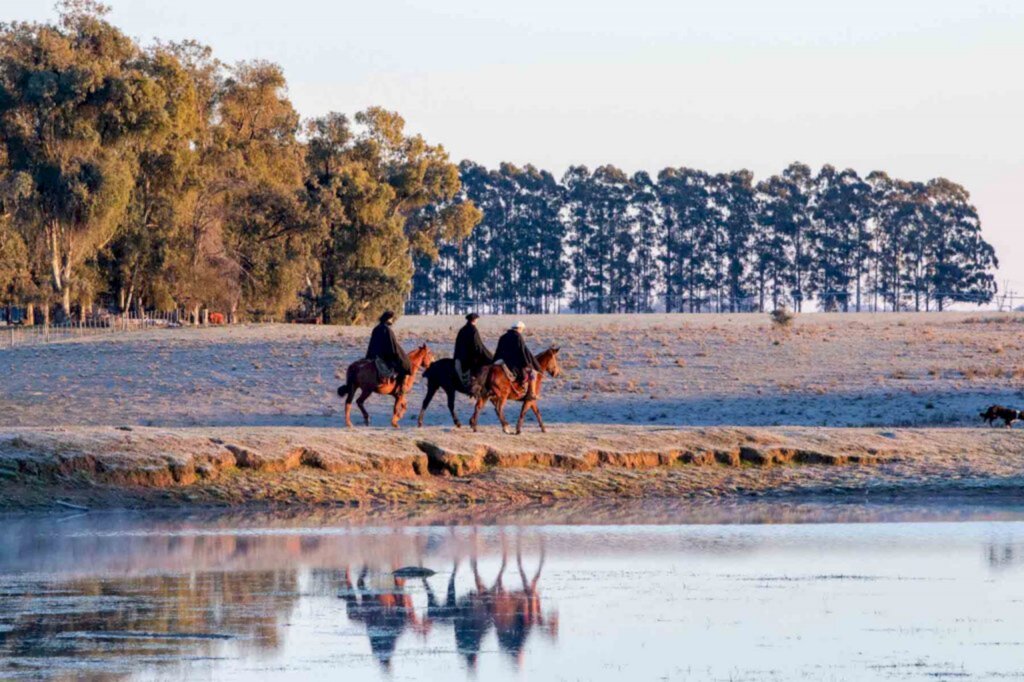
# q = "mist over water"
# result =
<box><xmin>3</xmin><ymin>505</ymin><xmax>1024</xmax><ymax>680</ymax></box>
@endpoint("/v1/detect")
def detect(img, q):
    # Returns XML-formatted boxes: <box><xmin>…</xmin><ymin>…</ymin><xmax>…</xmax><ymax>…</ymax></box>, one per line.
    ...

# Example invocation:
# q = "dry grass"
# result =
<box><xmin>2</xmin><ymin>311</ymin><xmax>1023</xmax><ymax>431</ymax></box>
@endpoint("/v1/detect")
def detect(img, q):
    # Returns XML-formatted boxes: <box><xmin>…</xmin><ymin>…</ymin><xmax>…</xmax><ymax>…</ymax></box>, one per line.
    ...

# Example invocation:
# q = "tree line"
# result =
<box><xmin>411</xmin><ymin>161</ymin><xmax>998</xmax><ymax>315</ymax></box>
<box><xmin>0</xmin><ymin>3</ymin><xmax>999</xmax><ymax>326</ymax></box>
<box><xmin>0</xmin><ymin>1</ymin><xmax>480</xmax><ymax>325</ymax></box>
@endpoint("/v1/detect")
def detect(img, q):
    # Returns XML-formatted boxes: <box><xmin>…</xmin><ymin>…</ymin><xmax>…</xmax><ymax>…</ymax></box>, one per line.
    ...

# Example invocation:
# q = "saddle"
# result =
<box><xmin>494</xmin><ymin>361</ymin><xmax>531</xmax><ymax>398</ymax></box>
<box><xmin>374</xmin><ymin>357</ymin><xmax>396</xmax><ymax>381</ymax></box>
<box><xmin>493</xmin><ymin>360</ymin><xmax>516</xmax><ymax>383</ymax></box>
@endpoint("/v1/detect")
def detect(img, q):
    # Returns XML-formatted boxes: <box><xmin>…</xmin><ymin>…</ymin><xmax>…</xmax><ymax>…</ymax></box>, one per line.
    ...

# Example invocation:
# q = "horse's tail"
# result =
<box><xmin>337</xmin><ymin>363</ymin><xmax>358</xmax><ymax>400</ymax></box>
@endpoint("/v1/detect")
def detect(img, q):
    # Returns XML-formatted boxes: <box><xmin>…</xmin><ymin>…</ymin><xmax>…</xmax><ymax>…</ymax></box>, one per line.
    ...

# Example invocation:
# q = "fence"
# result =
<box><xmin>0</xmin><ymin>310</ymin><xmax>181</xmax><ymax>349</ymax></box>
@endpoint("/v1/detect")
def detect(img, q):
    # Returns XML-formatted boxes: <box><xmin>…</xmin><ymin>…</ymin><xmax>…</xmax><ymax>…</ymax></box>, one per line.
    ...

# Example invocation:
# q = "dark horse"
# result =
<box><xmin>417</xmin><ymin>358</ymin><xmax>475</xmax><ymax>428</ymax></box>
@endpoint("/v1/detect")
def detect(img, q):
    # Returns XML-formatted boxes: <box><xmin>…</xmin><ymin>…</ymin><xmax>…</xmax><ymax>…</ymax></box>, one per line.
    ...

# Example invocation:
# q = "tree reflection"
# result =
<box><xmin>1</xmin><ymin>526</ymin><xmax>558</xmax><ymax>677</ymax></box>
<box><xmin>0</xmin><ymin>571</ymin><xmax>299</xmax><ymax>676</ymax></box>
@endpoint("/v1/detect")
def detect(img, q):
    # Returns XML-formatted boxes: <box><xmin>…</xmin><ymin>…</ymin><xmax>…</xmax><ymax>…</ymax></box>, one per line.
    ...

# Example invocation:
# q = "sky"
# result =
<box><xmin>9</xmin><ymin>0</ymin><xmax>1024</xmax><ymax>302</ymax></box>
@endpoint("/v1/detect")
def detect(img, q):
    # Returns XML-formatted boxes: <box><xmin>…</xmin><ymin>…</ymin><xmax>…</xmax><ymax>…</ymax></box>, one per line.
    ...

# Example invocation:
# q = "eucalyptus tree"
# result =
<box><xmin>710</xmin><ymin>170</ymin><xmax>756</xmax><ymax>312</ymax></box>
<box><xmin>305</xmin><ymin>108</ymin><xmax>480</xmax><ymax>323</ymax></box>
<box><xmin>921</xmin><ymin>179</ymin><xmax>996</xmax><ymax>310</ymax></box>
<box><xmin>0</xmin><ymin>1</ymin><xmax>175</xmax><ymax>318</ymax></box>
<box><xmin>562</xmin><ymin>165</ymin><xmax>637</xmax><ymax>313</ymax></box>
<box><xmin>811</xmin><ymin>166</ymin><xmax>873</xmax><ymax>311</ymax></box>
<box><xmin>629</xmin><ymin>171</ymin><xmax>662</xmax><ymax>312</ymax></box>
<box><xmin>867</xmin><ymin>172</ymin><xmax>921</xmax><ymax>311</ymax></box>
<box><xmin>756</xmin><ymin>163</ymin><xmax>816</xmax><ymax>311</ymax></box>
<box><xmin>658</xmin><ymin>168</ymin><xmax>716</xmax><ymax>312</ymax></box>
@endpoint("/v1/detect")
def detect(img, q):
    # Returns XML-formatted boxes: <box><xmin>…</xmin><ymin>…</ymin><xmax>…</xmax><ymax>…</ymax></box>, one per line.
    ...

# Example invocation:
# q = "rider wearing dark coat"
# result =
<box><xmin>494</xmin><ymin>322</ymin><xmax>541</xmax><ymax>383</ymax></box>
<box><xmin>366</xmin><ymin>311</ymin><xmax>411</xmax><ymax>378</ymax></box>
<box><xmin>453</xmin><ymin>313</ymin><xmax>493</xmax><ymax>390</ymax></box>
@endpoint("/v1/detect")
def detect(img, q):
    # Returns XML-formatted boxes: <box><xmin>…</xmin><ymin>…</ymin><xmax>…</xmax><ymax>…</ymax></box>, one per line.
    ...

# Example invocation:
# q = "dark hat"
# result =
<box><xmin>466</xmin><ymin>313</ymin><xmax>480</xmax><ymax>322</ymax></box>
<box><xmin>379</xmin><ymin>311</ymin><xmax>395</xmax><ymax>323</ymax></box>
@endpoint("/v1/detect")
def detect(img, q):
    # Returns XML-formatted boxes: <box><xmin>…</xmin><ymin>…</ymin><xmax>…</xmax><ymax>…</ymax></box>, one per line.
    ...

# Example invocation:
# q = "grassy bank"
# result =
<box><xmin>3</xmin><ymin>424</ymin><xmax>1023</xmax><ymax>510</ymax></box>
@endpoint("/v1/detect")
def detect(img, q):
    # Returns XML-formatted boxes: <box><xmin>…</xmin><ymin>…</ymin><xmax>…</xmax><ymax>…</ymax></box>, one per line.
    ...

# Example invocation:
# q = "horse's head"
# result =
<box><xmin>538</xmin><ymin>346</ymin><xmax>561</xmax><ymax>378</ymax></box>
<box><xmin>411</xmin><ymin>343</ymin><xmax>434</xmax><ymax>370</ymax></box>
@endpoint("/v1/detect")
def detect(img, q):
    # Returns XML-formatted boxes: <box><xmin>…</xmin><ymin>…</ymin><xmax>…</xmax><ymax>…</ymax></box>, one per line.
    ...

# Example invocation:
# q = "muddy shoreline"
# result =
<box><xmin>2</xmin><ymin>424</ymin><xmax>1023</xmax><ymax>511</ymax></box>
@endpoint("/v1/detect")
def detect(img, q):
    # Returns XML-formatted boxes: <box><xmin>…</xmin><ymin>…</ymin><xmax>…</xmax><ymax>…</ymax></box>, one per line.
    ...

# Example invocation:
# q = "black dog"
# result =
<box><xmin>980</xmin><ymin>405</ymin><xmax>1022</xmax><ymax>428</ymax></box>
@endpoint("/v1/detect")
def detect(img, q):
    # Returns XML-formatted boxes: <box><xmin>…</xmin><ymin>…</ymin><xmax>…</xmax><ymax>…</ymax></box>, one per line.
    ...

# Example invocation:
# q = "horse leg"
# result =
<box><xmin>470</xmin><ymin>396</ymin><xmax>486</xmax><ymax>432</ymax></box>
<box><xmin>356</xmin><ymin>389</ymin><xmax>372</xmax><ymax>426</ymax></box>
<box><xmin>344</xmin><ymin>384</ymin><xmax>356</xmax><ymax>429</ymax></box>
<box><xmin>447</xmin><ymin>387</ymin><xmax>462</xmax><ymax>429</ymax></box>
<box><xmin>515</xmin><ymin>400</ymin><xmax>530</xmax><ymax>435</ymax></box>
<box><xmin>531</xmin><ymin>401</ymin><xmax>547</xmax><ymax>433</ymax></box>
<box><xmin>417</xmin><ymin>381</ymin><xmax>440</xmax><ymax>428</ymax></box>
<box><xmin>391</xmin><ymin>394</ymin><xmax>403</xmax><ymax>429</ymax></box>
<box><xmin>494</xmin><ymin>395</ymin><xmax>511</xmax><ymax>435</ymax></box>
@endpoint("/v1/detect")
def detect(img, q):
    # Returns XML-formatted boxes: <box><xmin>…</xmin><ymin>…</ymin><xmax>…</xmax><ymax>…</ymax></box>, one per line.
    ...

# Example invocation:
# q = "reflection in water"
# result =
<box><xmin>0</xmin><ymin>571</ymin><xmax>299</xmax><ymax>677</ymax></box>
<box><xmin>0</xmin><ymin>525</ymin><xmax>556</xmax><ymax>679</ymax></box>
<box><xmin>5</xmin><ymin>510</ymin><xmax>1024</xmax><ymax>680</ymax></box>
<box><xmin>339</xmin><ymin>534</ymin><xmax>557</xmax><ymax>672</ymax></box>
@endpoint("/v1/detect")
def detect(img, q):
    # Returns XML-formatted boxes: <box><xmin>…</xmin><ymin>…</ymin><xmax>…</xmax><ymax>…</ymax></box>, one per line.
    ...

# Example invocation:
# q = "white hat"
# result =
<box><xmin>511</xmin><ymin>320</ymin><xmax>525</xmax><ymax>331</ymax></box>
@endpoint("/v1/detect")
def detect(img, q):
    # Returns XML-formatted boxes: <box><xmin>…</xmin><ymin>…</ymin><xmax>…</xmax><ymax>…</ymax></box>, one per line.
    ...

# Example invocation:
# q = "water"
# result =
<box><xmin>3</xmin><ymin>504</ymin><xmax>1024</xmax><ymax>681</ymax></box>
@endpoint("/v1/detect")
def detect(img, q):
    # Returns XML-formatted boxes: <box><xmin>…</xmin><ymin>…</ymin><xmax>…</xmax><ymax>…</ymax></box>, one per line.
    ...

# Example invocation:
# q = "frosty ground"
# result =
<box><xmin>1</xmin><ymin>311</ymin><xmax>1021</xmax><ymax>430</ymax></box>
<box><xmin>3</xmin><ymin>311</ymin><xmax>1024</xmax><ymax>509</ymax></box>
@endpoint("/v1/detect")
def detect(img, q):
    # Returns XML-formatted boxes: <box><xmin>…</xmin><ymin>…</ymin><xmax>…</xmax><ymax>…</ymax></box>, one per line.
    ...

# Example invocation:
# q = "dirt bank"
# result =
<box><xmin>3</xmin><ymin>425</ymin><xmax>1023</xmax><ymax>510</ymax></box>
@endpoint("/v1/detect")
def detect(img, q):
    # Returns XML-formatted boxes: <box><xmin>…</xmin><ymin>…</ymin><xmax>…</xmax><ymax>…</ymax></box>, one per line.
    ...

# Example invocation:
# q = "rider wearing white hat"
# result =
<box><xmin>494</xmin><ymin>320</ymin><xmax>541</xmax><ymax>399</ymax></box>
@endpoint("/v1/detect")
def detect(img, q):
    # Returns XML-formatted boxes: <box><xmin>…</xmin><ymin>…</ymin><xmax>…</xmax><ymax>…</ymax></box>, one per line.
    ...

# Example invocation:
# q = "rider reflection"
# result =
<box><xmin>340</xmin><ymin>532</ymin><xmax>558</xmax><ymax>672</ymax></box>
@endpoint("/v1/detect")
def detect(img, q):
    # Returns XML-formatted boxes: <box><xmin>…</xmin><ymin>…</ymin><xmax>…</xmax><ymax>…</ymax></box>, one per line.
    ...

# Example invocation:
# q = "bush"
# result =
<box><xmin>770</xmin><ymin>307</ymin><xmax>795</xmax><ymax>329</ymax></box>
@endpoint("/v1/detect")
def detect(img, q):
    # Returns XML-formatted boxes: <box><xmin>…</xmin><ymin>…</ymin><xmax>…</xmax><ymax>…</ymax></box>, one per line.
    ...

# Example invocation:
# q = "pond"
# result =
<box><xmin>3</xmin><ymin>502</ymin><xmax>1024</xmax><ymax>680</ymax></box>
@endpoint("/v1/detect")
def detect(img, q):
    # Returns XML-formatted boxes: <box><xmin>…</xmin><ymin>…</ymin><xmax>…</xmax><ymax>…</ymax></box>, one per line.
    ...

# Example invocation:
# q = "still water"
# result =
<box><xmin>3</xmin><ymin>503</ymin><xmax>1024</xmax><ymax>681</ymax></box>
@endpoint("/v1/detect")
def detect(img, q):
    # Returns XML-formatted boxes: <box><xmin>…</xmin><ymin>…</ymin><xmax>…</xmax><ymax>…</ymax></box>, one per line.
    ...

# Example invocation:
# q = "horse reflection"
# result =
<box><xmin>343</xmin><ymin>533</ymin><xmax>557</xmax><ymax>671</ymax></box>
<box><xmin>341</xmin><ymin>566</ymin><xmax>431</xmax><ymax>671</ymax></box>
<box><xmin>987</xmin><ymin>542</ymin><xmax>1024</xmax><ymax>570</ymax></box>
<box><xmin>492</xmin><ymin>539</ymin><xmax>558</xmax><ymax>667</ymax></box>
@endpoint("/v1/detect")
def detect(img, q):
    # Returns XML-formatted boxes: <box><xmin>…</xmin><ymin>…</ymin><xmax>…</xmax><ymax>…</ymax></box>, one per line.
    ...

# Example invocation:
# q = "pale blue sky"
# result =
<box><xmin>9</xmin><ymin>0</ymin><xmax>1024</xmax><ymax>296</ymax></box>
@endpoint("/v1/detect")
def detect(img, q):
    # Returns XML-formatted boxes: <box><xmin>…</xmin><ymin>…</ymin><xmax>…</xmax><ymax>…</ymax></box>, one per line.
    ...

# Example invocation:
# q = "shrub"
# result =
<box><xmin>770</xmin><ymin>307</ymin><xmax>795</xmax><ymax>330</ymax></box>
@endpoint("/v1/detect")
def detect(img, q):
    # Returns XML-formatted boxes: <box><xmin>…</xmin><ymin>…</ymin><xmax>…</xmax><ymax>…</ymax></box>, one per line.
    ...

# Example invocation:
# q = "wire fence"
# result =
<box><xmin>0</xmin><ymin>310</ymin><xmax>182</xmax><ymax>349</ymax></box>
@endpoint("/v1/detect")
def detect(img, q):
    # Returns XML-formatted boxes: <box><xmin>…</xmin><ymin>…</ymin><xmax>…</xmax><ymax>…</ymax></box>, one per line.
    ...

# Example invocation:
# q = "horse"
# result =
<box><xmin>470</xmin><ymin>347</ymin><xmax>561</xmax><ymax>435</ymax></box>
<box><xmin>338</xmin><ymin>344</ymin><xmax>434</xmax><ymax>428</ymax></box>
<box><xmin>417</xmin><ymin>358</ymin><xmax>477</xmax><ymax>429</ymax></box>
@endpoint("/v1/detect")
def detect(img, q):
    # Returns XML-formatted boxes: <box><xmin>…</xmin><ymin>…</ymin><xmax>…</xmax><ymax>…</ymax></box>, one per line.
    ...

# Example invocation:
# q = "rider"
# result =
<box><xmin>366</xmin><ymin>311</ymin><xmax>411</xmax><ymax>386</ymax></box>
<box><xmin>453</xmin><ymin>313</ymin><xmax>493</xmax><ymax>396</ymax></box>
<box><xmin>494</xmin><ymin>321</ymin><xmax>541</xmax><ymax>399</ymax></box>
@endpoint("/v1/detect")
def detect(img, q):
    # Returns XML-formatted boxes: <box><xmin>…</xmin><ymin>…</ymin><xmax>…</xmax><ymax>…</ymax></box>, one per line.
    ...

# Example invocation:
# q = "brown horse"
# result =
<box><xmin>338</xmin><ymin>344</ymin><xmax>434</xmax><ymax>428</ymax></box>
<box><xmin>470</xmin><ymin>347</ymin><xmax>561</xmax><ymax>435</ymax></box>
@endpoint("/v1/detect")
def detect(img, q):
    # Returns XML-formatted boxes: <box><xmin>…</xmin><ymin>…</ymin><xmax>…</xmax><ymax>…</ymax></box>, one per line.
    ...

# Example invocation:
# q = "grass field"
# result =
<box><xmin>2</xmin><ymin>311</ymin><xmax>1023</xmax><ymax>431</ymax></box>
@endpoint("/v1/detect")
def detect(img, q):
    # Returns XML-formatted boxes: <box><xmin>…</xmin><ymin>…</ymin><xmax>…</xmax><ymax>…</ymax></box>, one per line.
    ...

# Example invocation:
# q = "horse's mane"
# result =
<box><xmin>537</xmin><ymin>346</ymin><xmax>559</xmax><ymax>361</ymax></box>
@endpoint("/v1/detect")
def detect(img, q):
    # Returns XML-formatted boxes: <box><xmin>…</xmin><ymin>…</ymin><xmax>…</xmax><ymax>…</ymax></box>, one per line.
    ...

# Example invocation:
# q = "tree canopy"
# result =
<box><xmin>0</xmin><ymin>3</ymin><xmax>478</xmax><ymax>323</ymax></box>
<box><xmin>0</xmin><ymin>3</ymin><xmax>998</xmax><ymax>322</ymax></box>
